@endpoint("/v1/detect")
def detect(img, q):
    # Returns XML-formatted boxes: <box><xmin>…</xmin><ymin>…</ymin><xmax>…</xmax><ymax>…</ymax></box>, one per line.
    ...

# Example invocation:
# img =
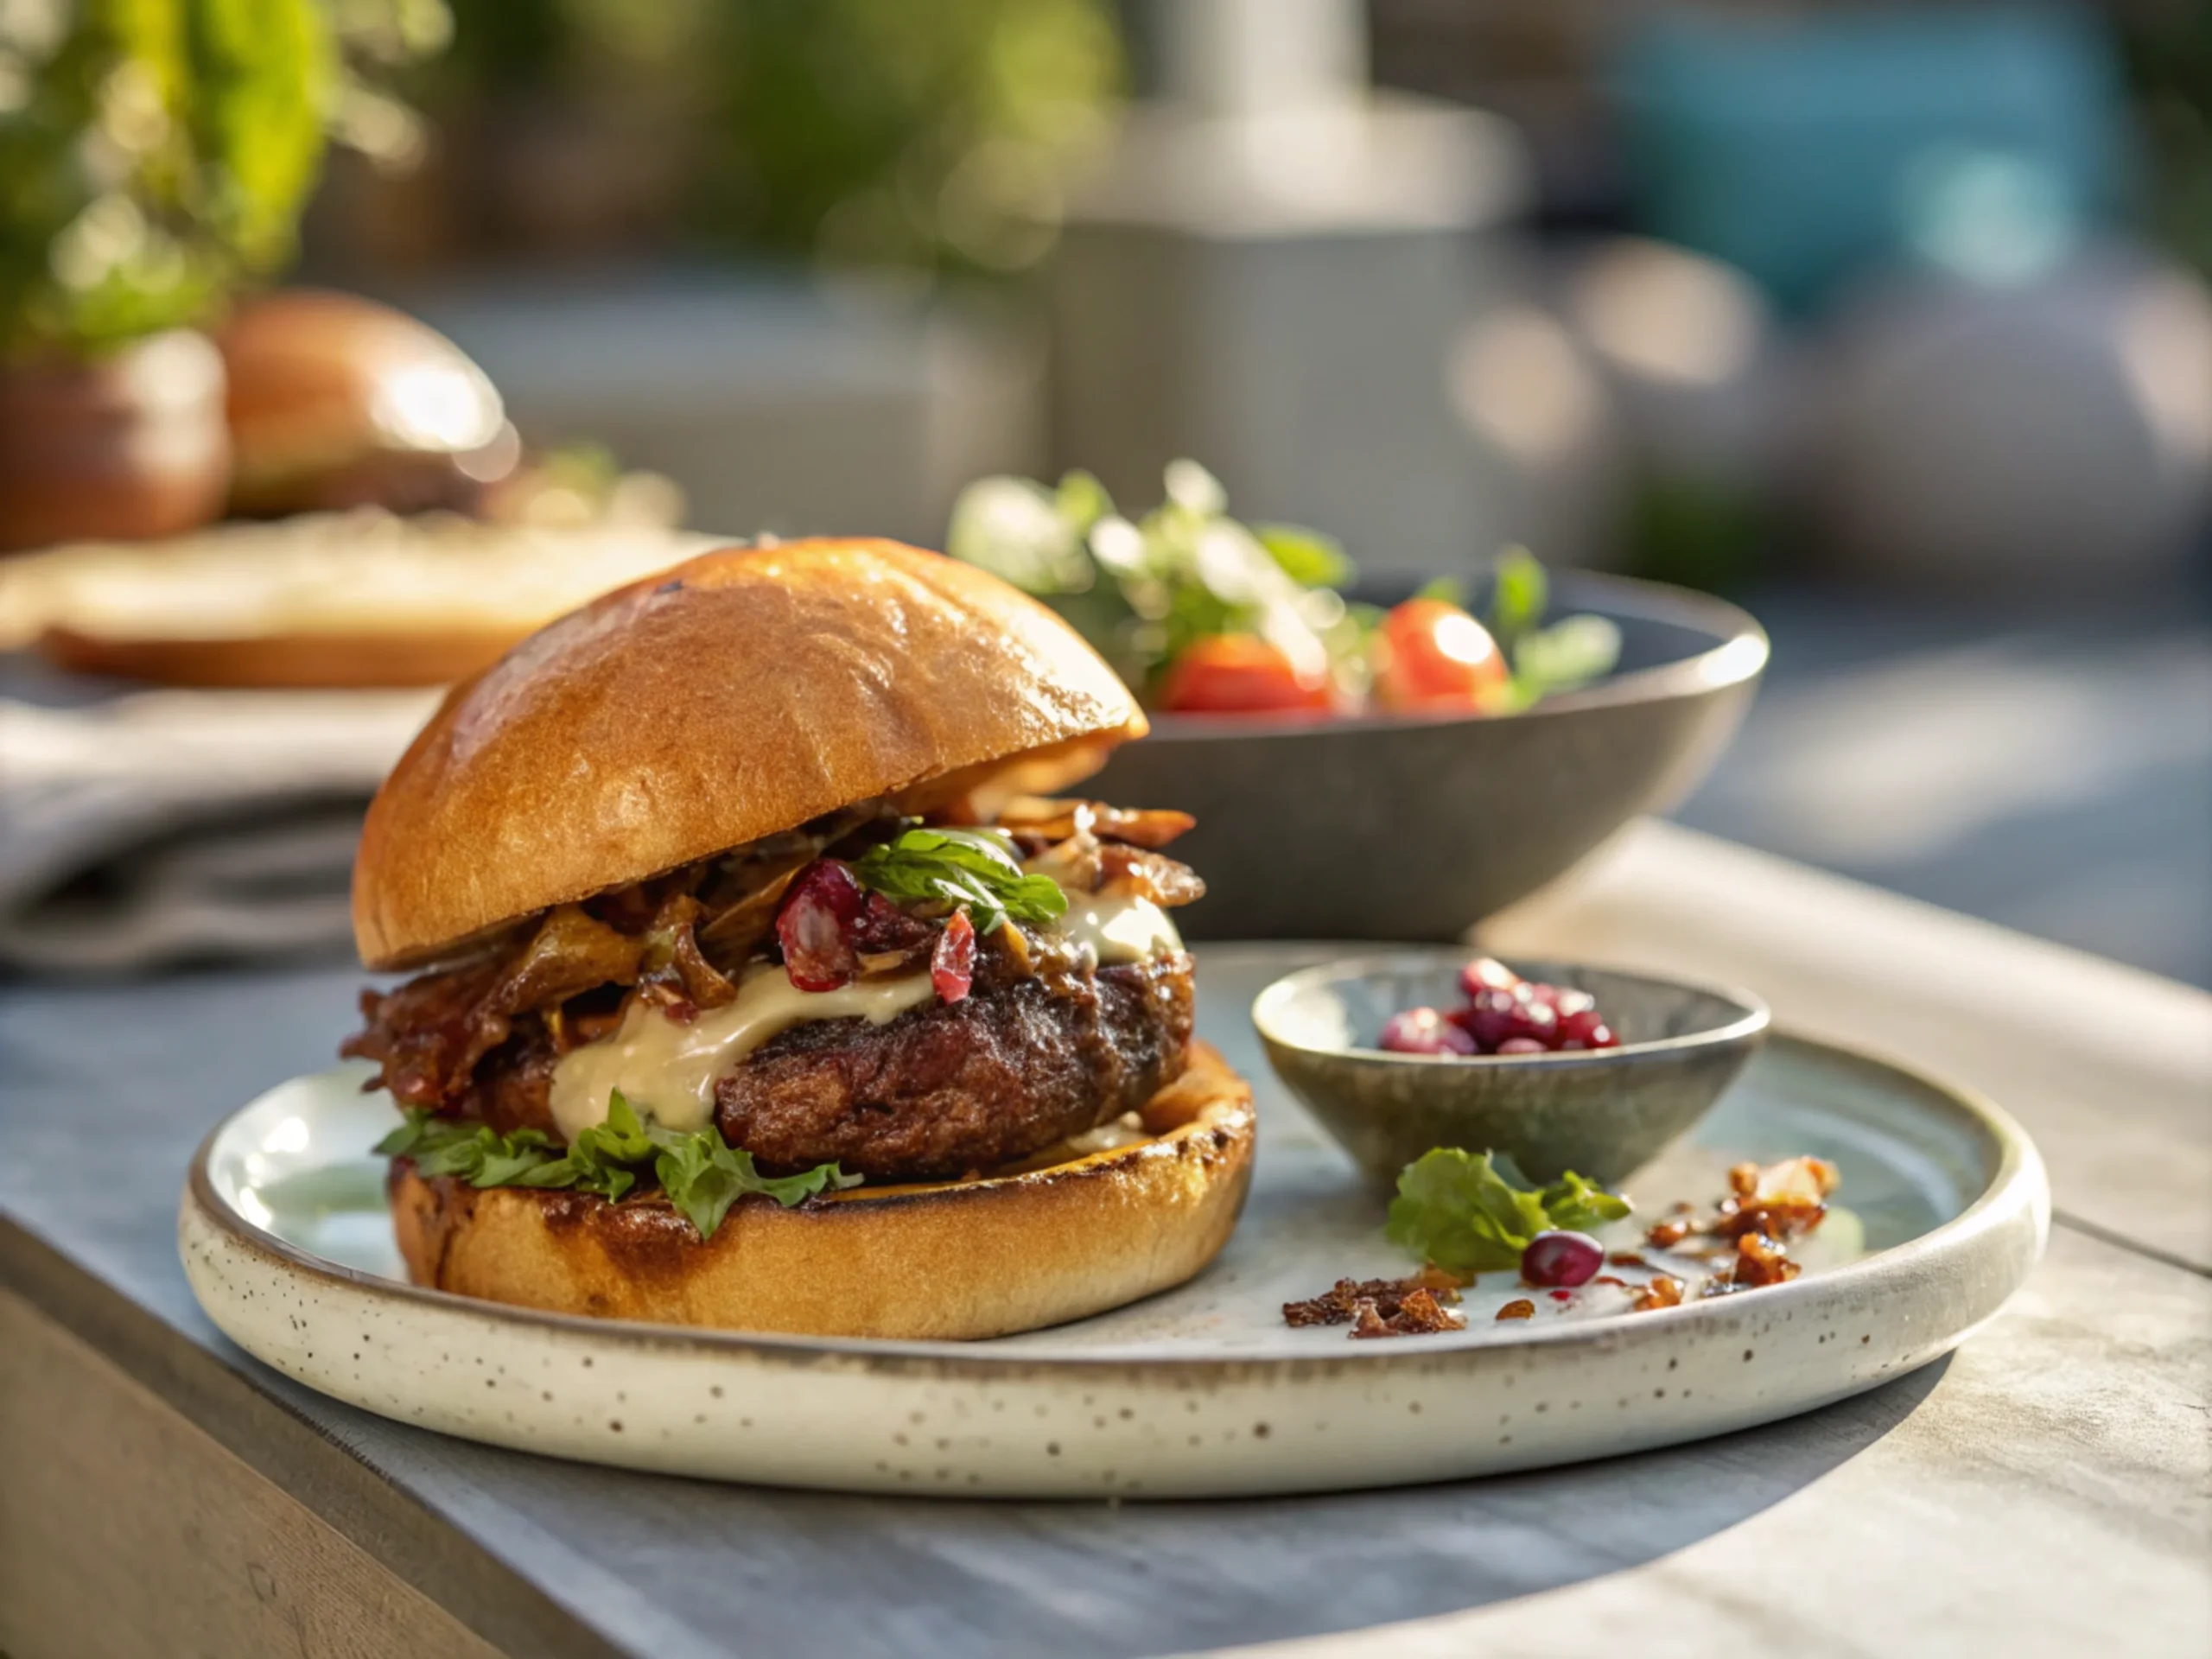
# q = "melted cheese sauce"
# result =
<box><xmin>1020</xmin><ymin>839</ymin><xmax>1184</xmax><ymax>965</ymax></box>
<box><xmin>1058</xmin><ymin>893</ymin><xmax>1183</xmax><ymax>964</ymax></box>
<box><xmin>545</xmin><ymin>864</ymin><xmax>1185</xmax><ymax>1142</ymax></box>
<box><xmin>549</xmin><ymin>965</ymin><xmax>934</xmax><ymax>1141</ymax></box>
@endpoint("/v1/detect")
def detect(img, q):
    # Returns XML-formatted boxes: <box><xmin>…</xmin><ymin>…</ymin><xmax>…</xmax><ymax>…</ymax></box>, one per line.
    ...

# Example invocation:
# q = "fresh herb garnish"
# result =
<box><xmin>1484</xmin><ymin>545</ymin><xmax>1549</xmax><ymax>650</ymax></box>
<box><xmin>849</xmin><ymin>826</ymin><xmax>1069</xmax><ymax>936</ymax></box>
<box><xmin>1384</xmin><ymin>1147</ymin><xmax>1631</xmax><ymax>1274</ymax></box>
<box><xmin>947</xmin><ymin>461</ymin><xmax>1362</xmax><ymax>699</ymax></box>
<box><xmin>376</xmin><ymin>1091</ymin><xmax>858</xmax><ymax>1240</ymax></box>
<box><xmin>1484</xmin><ymin>546</ymin><xmax>1623</xmax><ymax>709</ymax></box>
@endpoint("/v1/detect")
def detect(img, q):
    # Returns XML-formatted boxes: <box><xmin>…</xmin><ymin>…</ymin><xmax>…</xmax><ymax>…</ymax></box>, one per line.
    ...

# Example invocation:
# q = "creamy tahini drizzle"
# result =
<box><xmin>548</xmin><ymin>965</ymin><xmax>934</xmax><ymax>1142</ymax></box>
<box><xmin>1056</xmin><ymin>892</ymin><xmax>1182</xmax><ymax>967</ymax></box>
<box><xmin>547</xmin><ymin>879</ymin><xmax>1184</xmax><ymax>1139</ymax></box>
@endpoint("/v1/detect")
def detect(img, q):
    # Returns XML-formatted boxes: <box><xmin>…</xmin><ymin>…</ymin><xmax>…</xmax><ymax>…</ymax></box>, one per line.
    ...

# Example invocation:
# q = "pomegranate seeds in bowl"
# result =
<box><xmin>1399</xmin><ymin>959</ymin><xmax>1620</xmax><ymax>1058</ymax></box>
<box><xmin>1378</xmin><ymin>1007</ymin><xmax>1480</xmax><ymax>1056</ymax></box>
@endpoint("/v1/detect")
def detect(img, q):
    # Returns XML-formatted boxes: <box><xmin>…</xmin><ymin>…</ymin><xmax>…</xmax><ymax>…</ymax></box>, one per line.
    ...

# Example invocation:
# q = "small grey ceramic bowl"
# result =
<box><xmin>1252</xmin><ymin>951</ymin><xmax>1770</xmax><ymax>1195</ymax></box>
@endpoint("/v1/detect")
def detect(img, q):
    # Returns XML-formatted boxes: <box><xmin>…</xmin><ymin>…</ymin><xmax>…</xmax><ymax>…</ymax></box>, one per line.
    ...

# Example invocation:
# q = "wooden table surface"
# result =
<box><xmin>1</xmin><ymin>821</ymin><xmax>2205</xmax><ymax>1659</ymax></box>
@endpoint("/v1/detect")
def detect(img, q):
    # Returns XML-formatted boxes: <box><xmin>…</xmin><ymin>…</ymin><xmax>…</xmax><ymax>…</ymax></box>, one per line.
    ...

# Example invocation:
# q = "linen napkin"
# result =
<box><xmin>0</xmin><ymin>689</ymin><xmax>439</xmax><ymax>973</ymax></box>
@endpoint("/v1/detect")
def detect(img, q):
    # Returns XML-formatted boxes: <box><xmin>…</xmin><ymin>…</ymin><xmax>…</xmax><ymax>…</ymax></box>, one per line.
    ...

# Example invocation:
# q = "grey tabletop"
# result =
<box><xmin>2</xmin><ymin>824</ymin><xmax>2207</xmax><ymax>1658</ymax></box>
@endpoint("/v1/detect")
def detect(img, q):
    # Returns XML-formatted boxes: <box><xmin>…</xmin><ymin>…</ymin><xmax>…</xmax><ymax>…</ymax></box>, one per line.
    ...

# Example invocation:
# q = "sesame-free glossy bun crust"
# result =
<box><xmin>388</xmin><ymin>1042</ymin><xmax>1254</xmax><ymax>1340</ymax></box>
<box><xmin>219</xmin><ymin>289</ymin><xmax>504</xmax><ymax>505</ymax></box>
<box><xmin>353</xmin><ymin>538</ymin><xmax>1146</xmax><ymax>969</ymax></box>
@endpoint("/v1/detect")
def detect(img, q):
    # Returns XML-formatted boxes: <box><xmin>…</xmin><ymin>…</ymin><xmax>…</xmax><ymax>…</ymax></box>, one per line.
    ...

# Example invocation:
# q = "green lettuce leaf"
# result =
<box><xmin>1537</xmin><ymin>1169</ymin><xmax>1635</xmax><ymax>1236</ymax></box>
<box><xmin>645</xmin><ymin>1124</ymin><xmax>863</xmax><ymax>1242</ymax></box>
<box><xmin>1385</xmin><ymin>1148</ymin><xmax>1631</xmax><ymax>1274</ymax></box>
<box><xmin>1413</xmin><ymin>575</ymin><xmax>1471</xmax><ymax>608</ymax></box>
<box><xmin>850</xmin><ymin>826</ymin><xmax>1069</xmax><ymax>937</ymax></box>
<box><xmin>1511</xmin><ymin>613</ymin><xmax>1623</xmax><ymax>702</ymax></box>
<box><xmin>1485</xmin><ymin>545</ymin><xmax>1548</xmax><ymax>647</ymax></box>
<box><xmin>1255</xmin><ymin>524</ymin><xmax>1354</xmax><ymax>589</ymax></box>
<box><xmin>375</xmin><ymin>1092</ymin><xmax>855</xmax><ymax>1241</ymax></box>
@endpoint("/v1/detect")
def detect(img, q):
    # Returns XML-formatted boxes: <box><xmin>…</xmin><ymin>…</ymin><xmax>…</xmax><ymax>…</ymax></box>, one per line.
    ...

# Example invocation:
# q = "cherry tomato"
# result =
<box><xmin>1376</xmin><ymin>598</ymin><xmax>1508</xmax><ymax>711</ymax></box>
<box><xmin>1157</xmin><ymin>634</ymin><xmax>1334</xmax><ymax>715</ymax></box>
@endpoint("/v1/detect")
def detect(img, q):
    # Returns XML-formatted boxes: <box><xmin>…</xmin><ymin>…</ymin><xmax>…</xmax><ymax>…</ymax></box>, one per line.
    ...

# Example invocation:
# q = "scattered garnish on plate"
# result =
<box><xmin>1281</xmin><ymin>1149</ymin><xmax>1845</xmax><ymax>1339</ymax></box>
<box><xmin>1384</xmin><ymin>1147</ymin><xmax>1632</xmax><ymax>1276</ymax></box>
<box><xmin>1281</xmin><ymin>1268</ymin><xmax>1469</xmax><ymax>1338</ymax></box>
<box><xmin>946</xmin><ymin>461</ymin><xmax>1621</xmax><ymax>718</ymax></box>
<box><xmin>1663</xmin><ymin>1155</ymin><xmax>1841</xmax><ymax>1293</ymax></box>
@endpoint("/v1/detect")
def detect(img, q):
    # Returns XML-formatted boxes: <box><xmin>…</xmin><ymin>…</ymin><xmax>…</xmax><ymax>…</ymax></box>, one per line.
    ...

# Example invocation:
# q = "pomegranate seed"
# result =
<box><xmin>1456</xmin><ymin>957</ymin><xmax>1520</xmax><ymax>1000</ymax></box>
<box><xmin>853</xmin><ymin>891</ymin><xmax>932</xmax><ymax>955</ymax></box>
<box><xmin>1521</xmin><ymin>1230</ymin><xmax>1605</xmax><ymax>1287</ymax></box>
<box><xmin>1502</xmin><ymin>990</ymin><xmax>1559</xmax><ymax>1047</ymax></box>
<box><xmin>1554</xmin><ymin>1004</ymin><xmax>1608</xmax><ymax>1046</ymax></box>
<box><xmin>1548</xmin><ymin>1288</ymin><xmax>1573</xmax><ymax>1302</ymax></box>
<box><xmin>931</xmin><ymin>908</ymin><xmax>976</xmax><ymax>1003</ymax></box>
<box><xmin>1425</xmin><ymin>974</ymin><xmax>1615</xmax><ymax>1055</ymax></box>
<box><xmin>776</xmin><ymin>860</ymin><xmax>863</xmax><ymax>991</ymax></box>
<box><xmin>1451</xmin><ymin>986</ymin><xmax>1522</xmax><ymax>1052</ymax></box>
<box><xmin>1380</xmin><ymin>1007</ymin><xmax>1478</xmax><ymax>1056</ymax></box>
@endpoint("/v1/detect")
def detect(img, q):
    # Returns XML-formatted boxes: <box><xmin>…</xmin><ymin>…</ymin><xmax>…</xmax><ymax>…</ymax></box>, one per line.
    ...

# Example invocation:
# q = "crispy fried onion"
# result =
<box><xmin>1010</xmin><ymin>806</ymin><xmax>1205</xmax><ymax>911</ymax></box>
<box><xmin>1099</xmin><ymin>843</ymin><xmax>1206</xmax><ymax>907</ymax></box>
<box><xmin>344</xmin><ymin>905</ymin><xmax>646</xmax><ymax>1108</ymax></box>
<box><xmin>344</xmin><ymin>797</ymin><xmax>1203</xmax><ymax>1114</ymax></box>
<box><xmin>997</xmin><ymin>797</ymin><xmax>1196</xmax><ymax>849</ymax></box>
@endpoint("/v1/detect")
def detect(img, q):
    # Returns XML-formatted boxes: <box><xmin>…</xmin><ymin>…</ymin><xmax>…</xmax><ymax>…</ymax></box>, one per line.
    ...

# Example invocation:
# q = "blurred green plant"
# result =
<box><xmin>427</xmin><ymin>0</ymin><xmax>709</xmax><ymax>93</ymax></box>
<box><xmin>391</xmin><ymin>0</ymin><xmax>1119</xmax><ymax>270</ymax></box>
<box><xmin>2118</xmin><ymin>1</ymin><xmax>2212</xmax><ymax>278</ymax></box>
<box><xmin>0</xmin><ymin>0</ymin><xmax>338</xmax><ymax>354</ymax></box>
<box><xmin>699</xmin><ymin>0</ymin><xmax>1122</xmax><ymax>271</ymax></box>
<box><xmin>322</xmin><ymin>0</ymin><xmax>452</xmax><ymax>175</ymax></box>
<box><xmin>1621</xmin><ymin>472</ymin><xmax>1767</xmax><ymax>596</ymax></box>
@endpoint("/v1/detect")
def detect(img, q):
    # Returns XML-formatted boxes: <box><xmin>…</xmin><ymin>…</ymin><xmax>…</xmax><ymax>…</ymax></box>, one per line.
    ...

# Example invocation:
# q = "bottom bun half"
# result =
<box><xmin>390</xmin><ymin>1041</ymin><xmax>1255</xmax><ymax>1339</ymax></box>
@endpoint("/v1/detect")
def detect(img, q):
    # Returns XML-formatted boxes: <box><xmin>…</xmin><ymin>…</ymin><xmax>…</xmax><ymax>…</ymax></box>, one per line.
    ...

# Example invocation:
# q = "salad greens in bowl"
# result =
<box><xmin>948</xmin><ymin>461</ymin><xmax>1768</xmax><ymax>941</ymax></box>
<box><xmin>948</xmin><ymin>461</ymin><xmax>1619</xmax><ymax>720</ymax></box>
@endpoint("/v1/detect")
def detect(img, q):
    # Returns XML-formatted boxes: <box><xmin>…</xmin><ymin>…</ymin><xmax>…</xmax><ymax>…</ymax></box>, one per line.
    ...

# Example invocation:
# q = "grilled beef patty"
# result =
<box><xmin>353</xmin><ymin>951</ymin><xmax>1196</xmax><ymax>1183</ymax></box>
<box><xmin>717</xmin><ymin>953</ymin><xmax>1194</xmax><ymax>1180</ymax></box>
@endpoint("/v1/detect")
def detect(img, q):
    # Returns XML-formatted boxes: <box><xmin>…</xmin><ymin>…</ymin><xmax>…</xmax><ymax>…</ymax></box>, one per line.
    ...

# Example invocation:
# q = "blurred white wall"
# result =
<box><xmin>407</xmin><ymin>275</ymin><xmax>1048</xmax><ymax>544</ymax></box>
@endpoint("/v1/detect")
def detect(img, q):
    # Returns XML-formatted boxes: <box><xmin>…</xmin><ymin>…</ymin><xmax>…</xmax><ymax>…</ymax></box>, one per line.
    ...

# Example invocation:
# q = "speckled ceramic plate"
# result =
<box><xmin>180</xmin><ymin>1024</ymin><xmax>2045</xmax><ymax>1498</ymax></box>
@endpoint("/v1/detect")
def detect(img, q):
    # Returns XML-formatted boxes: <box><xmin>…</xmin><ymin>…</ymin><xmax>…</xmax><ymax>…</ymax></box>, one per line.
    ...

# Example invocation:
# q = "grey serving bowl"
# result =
<box><xmin>1252</xmin><ymin>950</ymin><xmax>1770</xmax><ymax>1195</ymax></box>
<box><xmin>1088</xmin><ymin>571</ymin><xmax>1765</xmax><ymax>940</ymax></box>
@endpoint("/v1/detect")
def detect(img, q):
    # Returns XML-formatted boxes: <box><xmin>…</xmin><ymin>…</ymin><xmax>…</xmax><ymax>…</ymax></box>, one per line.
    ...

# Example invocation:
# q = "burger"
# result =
<box><xmin>219</xmin><ymin>289</ymin><xmax>514</xmax><ymax>518</ymax></box>
<box><xmin>342</xmin><ymin>537</ymin><xmax>1255</xmax><ymax>1339</ymax></box>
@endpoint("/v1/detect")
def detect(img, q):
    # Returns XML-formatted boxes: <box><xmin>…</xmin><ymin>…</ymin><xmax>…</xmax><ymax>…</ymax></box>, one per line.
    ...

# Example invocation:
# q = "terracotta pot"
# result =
<box><xmin>0</xmin><ymin>330</ymin><xmax>231</xmax><ymax>551</ymax></box>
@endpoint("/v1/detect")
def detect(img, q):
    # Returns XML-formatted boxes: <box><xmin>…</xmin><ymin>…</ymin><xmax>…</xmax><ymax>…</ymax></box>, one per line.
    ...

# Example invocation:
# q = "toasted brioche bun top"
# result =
<box><xmin>353</xmin><ymin>537</ymin><xmax>1146</xmax><ymax>969</ymax></box>
<box><xmin>219</xmin><ymin>289</ymin><xmax>505</xmax><ymax>496</ymax></box>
